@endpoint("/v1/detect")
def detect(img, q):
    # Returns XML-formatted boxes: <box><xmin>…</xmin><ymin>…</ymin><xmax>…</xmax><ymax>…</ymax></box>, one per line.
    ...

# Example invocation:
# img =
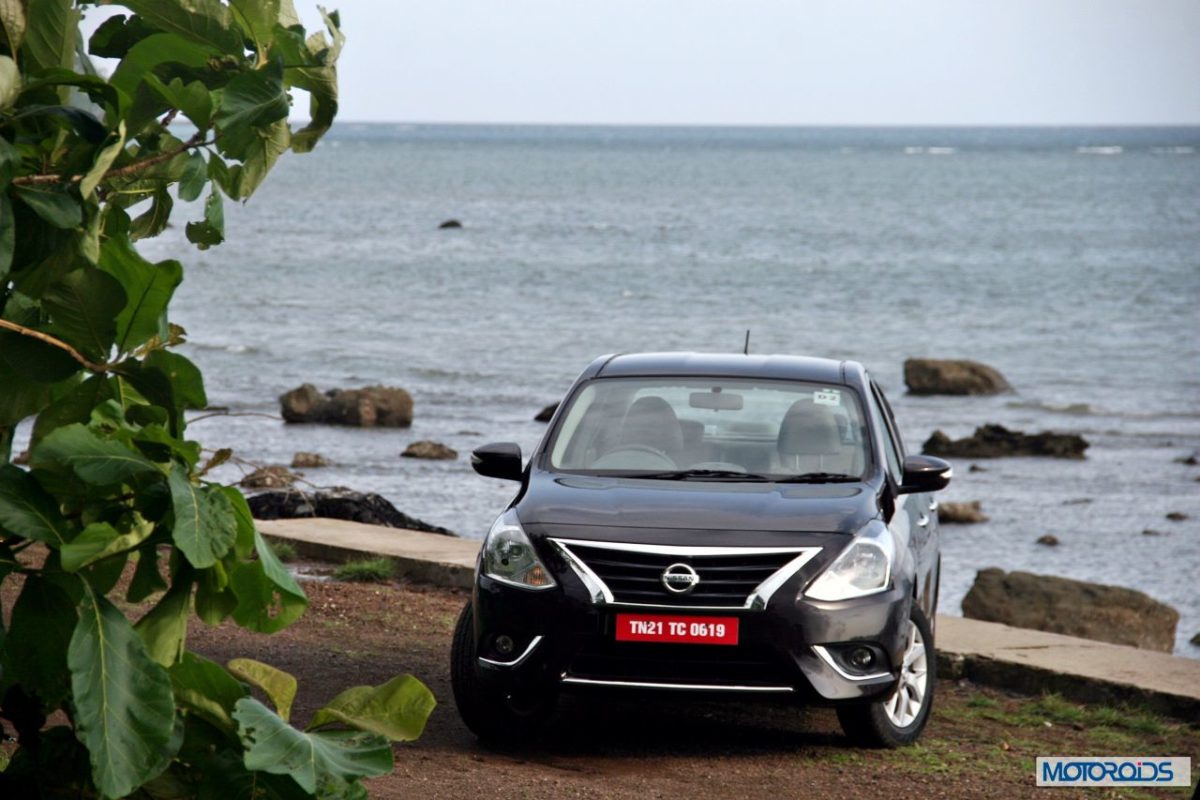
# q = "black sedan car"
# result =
<box><xmin>451</xmin><ymin>353</ymin><xmax>951</xmax><ymax>747</ymax></box>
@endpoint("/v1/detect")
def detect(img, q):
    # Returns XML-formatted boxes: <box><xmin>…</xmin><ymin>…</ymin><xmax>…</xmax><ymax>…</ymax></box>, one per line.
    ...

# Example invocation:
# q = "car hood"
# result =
<box><xmin>515</xmin><ymin>472</ymin><xmax>881</xmax><ymax>535</ymax></box>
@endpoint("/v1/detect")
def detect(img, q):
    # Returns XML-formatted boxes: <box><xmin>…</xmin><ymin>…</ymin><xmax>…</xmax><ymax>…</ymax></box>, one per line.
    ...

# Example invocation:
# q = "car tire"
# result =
<box><xmin>836</xmin><ymin>604</ymin><xmax>936</xmax><ymax>749</ymax></box>
<box><xmin>450</xmin><ymin>601</ymin><xmax>556</xmax><ymax>744</ymax></box>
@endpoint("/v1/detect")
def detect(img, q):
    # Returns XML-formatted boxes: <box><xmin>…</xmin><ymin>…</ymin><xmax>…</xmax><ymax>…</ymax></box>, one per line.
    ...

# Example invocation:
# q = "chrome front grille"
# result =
<box><xmin>547</xmin><ymin>539</ymin><xmax>821</xmax><ymax>610</ymax></box>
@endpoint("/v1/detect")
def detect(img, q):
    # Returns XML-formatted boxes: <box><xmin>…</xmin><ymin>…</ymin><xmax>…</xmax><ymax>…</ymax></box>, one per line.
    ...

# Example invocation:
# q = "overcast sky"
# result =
<box><xmin>301</xmin><ymin>0</ymin><xmax>1196</xmax><ymax>125</ymax></box>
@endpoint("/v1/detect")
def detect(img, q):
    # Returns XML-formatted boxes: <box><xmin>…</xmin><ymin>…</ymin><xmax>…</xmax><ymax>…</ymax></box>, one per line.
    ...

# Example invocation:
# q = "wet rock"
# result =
<box><xmin>402</xmin><ymin>440</ymin><xmax>457</xmax><ymax>460</ymax></box>
<box><xmin>240</xmin><ymin>465</ymin><xmax>298</xmax><ymax>489</ymax></box>
<box><xmin>246</xmin><ymin>487</ymin><xmax>456</xmax><ymax>535</ymax></box>
<box><xmin>1191</xmin><ymin>632</ymin><xmax>1200</xmax><ymax>647</ymax></box>
<box><xmin>962</xmin><ymin>568</ymin><xmax>1179</xmax><ymax>652</ymax></box>
<box><xmin>923</xmin><ymin>425</ymin><xmax>1088</xmax><ymax>460</ymax></box>
<box><xmin>438</xmin><ymin>219</ymin><xmax>463</xmax><ymax>229</ymax></box>
<box><xmin>968</xmin><ymin>464</ymin><xmax>987</xmax><ymax>473</ymax></box>
<box><xmin>534</xmin><ymin>402</ymin><xmax>558</xmax><ymax>423</ymax></box>
<box><xmin>939</xmin><ymin>501</ymin><xmax>988</xmax><ymax>524</ymax></box>
<box><xmin>1035</xmin><ymin>534</ymin><xmax>1060</xmax><ymax>546</ymax></box>
<box><xmin>280</xmin><ymin>384</ymin><xmax>413</xmax><ymax>427</ymax></box>
<box><xmin>1141</xmin><ymin>529</ymin><xmax>1165</xmax><ymax>536</ymax></box>
<box><xmin>903</xmin><ymin>358</ymin><xmax>1012</xmax><ymax>396</ymax></box>
<box><xmin>1165</xmin><ymin>511</ymin><xmax>1189</xmax><ymax>522</ymax></box>
<box><xmin>291</xmin><ymin>451</ymin><xmax>329</xmax><ymax>468</ymax></box>
<box><xmin>1173</xmin><ymin>451</ymin><xmax>1198</xmax><ymax>466</ymax></box>
<box><xmin>1062</xmin><ymin>498</ymin><xmax>1092</xmax><ymax>505</ymax></box>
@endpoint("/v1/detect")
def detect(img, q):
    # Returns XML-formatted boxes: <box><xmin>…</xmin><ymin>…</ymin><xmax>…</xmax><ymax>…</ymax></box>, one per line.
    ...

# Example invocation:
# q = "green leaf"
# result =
<box><xmin>69</xmin><ymin>585</ymin><xmax>177</xmax><ymax>798</ymax></box>
<box><xmin>228</xmin><ymin>658</ymin><xmax>297</xmax><ymax>722</ymax></box>
<box><xmin>128</xmin><ymin>186</ymin><xmax>174</xmax><ymax>242</ymax></box>
<box><xmin>234</xmin><ymin>697</ymin><xmax>393</xmax><ymax>794</ymax></box>
<box><xmin>79</xmin><ymin>121</ymin><xmax>126</xmax><ymax>198</ymax></box>
<box><xmin>4</xmin><ymin>575</ymin><xmax>77</xmax><ymax>707</ymax></box>
<box><xmin>30</xmin><ymin>373</ymin><xmax>112</xmax><ymax>447</ymax></box>
<box><xmin>0</xmin><ymin>463</ymin><xmax>72</xmax><ymax>546</ymax></box>
<box><xmin>0</xmin><ymin>357</ymin><xmax>76</xmax><ymax>427</ymax></box>
<box><xmin>13</xmin><ymin>185</ymin><xmax>83</xmax><ymax>229</ymax></box>
<box><xmin>0</xmin><ymin>192</ymin><xmax>13</xmax><ymax>281</ymax></box>
<box><xmin>108</xmin><ymin>33</ymin><xmax>220</xmax><ymax>131</ymax></box>
<box><xmin>0</xmin><ymin>329</ymin><xmax>82</xmax><ymax>383</ymax></box>
<box><xmin>169</xmin><ymin>651</ymin><xmax>249</xmax><ymax>733</ymax></box>
<box><xmin>185</xmin><ymin>189</ymin><xmax>224</xmax><ymax>249</ymax></box>
<box><xmin>127</xmin><ymin>544</ymin><xmax>168</xmax><ymax>602</ymax></box>
<box><xmin>215</xmin><ymin>61</ymin><xmax>289</xmax><ymax>160</ymax></box>
<box><xmin>178</xmin><ymin>150</ymin><xmax>208</xmax><ymax>201</ymax></box>
<box><xmin>0</xmin><ymin>54</ymin><xmax>19</xmax><ymax>111</ymax></box>
<box><xmin>88</xmin><ymin>13</ymin><xmax>156</xmax><ymax>59</ymax></box>
<box><xmin>219</xmin><ymin>485</ymin><xmax>256</xmax><ymax>559</ymax></box>
<box><xmin>274</xmin><ymin>10</ymin><xmax>343</xmax><ymax>153</ymax></box>
<box><xmin>169</xmin><ymin>468</ymin><xmax>237</xmax><ymax>569</ymax></box>
<box><xmin>230</xmin><ymin>0</ymin><xmax>280</xmax><ymax>56</ymax></box>
<box><xmin>220</xmin><ymin>118</ymin><xmax>291</xmax><ymax>199</ymax></box>
<box><xmin>98</xmin><ymin>233</ymin><xmax>183</xmax><ymax>352</ymax></box>
<box><xmin>194</xmin><ymin>567</ymin><xmax>237</xmax><ymax>625</ymax></box>
<box><xmin>61</xmin><ymin>517</ymin><xmax>154</xmax><ymax>572</ymax></box>
<box><xmin>23</xmin><ymin>0</ymin><xmax>78</xmax><ymax>75</ymax></box>
<box><xmin>117</xmin><ymin>0</ymin><xmax>245</xmax><ymax>54</ymax></box>
<box><xmin>31</xmin><ymin>422</ymin><xmax>160</xmax><ymax>486</ymax></box>
<box><xmin>135</xmin><ymin>578</ymin><xmax>191</xmax><ymax>666</ymax></box>
<box><xmin>42</xmin><ymin>266</ymin><xmax>127</xmax><ymax>361</ymax></box>
<box><xmin>307</xmin><ymin>674</ymin><xmax>436</xmax><ymax>742</ymax></box>
<box><xmin>145</xmin><ymin>349</ymin><xmax>207</xmax><ymax>410</ymax></box>
<box><xmin>0</xmin><ymin>0</ymin><xmax>27</xmax><ymax>55</ymax></box>
<box><xmin>230</xmin><ymin>530</ymin><xmax>306</xmax><ymax>633</ymax></box>
<box><xmin>144</xmin><ymin>74</ymin><xmax>213</xmax><ymax>129</ymax></box>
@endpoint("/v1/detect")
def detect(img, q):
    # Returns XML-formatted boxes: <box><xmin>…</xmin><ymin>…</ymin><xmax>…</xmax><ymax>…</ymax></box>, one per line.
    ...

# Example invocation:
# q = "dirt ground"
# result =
<box><xmin>186</xmin><ymin>571</ymin><xmax>1200</xmax><ymax>800</ymax></box>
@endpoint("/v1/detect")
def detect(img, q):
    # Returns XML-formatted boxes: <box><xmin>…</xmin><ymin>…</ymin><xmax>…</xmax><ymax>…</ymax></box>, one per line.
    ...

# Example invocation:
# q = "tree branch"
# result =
<box><xmin>0</xmin><ymin>319</ymin><xmax>109</xmax><ymax>373</ymax></box>
<box><xmin>10</xmin><ymin>133</ymin><xmax>215</xmax><ymax>188</ymax></box>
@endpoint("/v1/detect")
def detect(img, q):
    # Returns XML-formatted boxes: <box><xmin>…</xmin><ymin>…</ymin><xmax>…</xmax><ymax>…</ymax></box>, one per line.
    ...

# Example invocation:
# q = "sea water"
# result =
<box><xmin>131</xmin><ymin>125</ymin><xmax>1199</xmax><ymax>653</ymax></box>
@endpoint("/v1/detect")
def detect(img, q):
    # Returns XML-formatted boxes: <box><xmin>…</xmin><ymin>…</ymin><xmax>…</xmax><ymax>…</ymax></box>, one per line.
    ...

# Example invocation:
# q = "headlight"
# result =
<box><xmin>805</xmin><ymin>522</ymin><xmax>895</xmax><ymax>601</ymax></box>
<box><xmin>482</xmin><ymin>510</ymin><xmax>556</xmax><ymax>590</ymax></box>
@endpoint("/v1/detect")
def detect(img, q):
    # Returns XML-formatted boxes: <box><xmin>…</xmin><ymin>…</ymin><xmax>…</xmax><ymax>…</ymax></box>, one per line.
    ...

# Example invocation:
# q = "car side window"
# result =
<box><xmin>869</xmin><ymin>382</ymin><xmax>904</xmax><ymax>481</ymax></box>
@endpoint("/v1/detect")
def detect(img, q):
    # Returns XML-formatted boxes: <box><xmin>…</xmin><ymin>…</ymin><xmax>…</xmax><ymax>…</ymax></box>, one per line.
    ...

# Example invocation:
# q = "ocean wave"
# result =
<box><xmin>188</xmin><ymin>341</ymin><xmax>259</xmax><ymax>354</ymax></box>
<box><xmin>1006</xmin><ymin>400</ymin><xmax>1098</xmax><ymax>415</ymax></box>
<box><xmin>1151</xmin><ymin>146</ymin><xmax>1195</xmax><ymax>155</ymax></box>
<box><xmin>903</xmin><ymin>146</ymin><xmax>957</xmax><ymax>155</ymax></box>
<box><xmin>1076</xmin><ymin>146</ymin><xmax>1122</xmax><ymax>155</ymax></box>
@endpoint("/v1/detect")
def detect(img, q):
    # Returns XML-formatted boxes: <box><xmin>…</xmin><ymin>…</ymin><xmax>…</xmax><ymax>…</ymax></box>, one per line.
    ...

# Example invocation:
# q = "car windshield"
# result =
<box><xmin>547</xmin><ymin>377</ymin><xmax>872</xmax><ymax>481</ymax></box>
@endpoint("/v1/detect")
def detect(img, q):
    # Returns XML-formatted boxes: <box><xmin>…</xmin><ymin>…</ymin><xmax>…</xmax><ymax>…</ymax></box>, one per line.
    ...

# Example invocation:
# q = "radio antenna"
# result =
<box><xmin>743</xmin><ymin>329</ymin><xmax>750</xmax><ymax>355</ymax></box>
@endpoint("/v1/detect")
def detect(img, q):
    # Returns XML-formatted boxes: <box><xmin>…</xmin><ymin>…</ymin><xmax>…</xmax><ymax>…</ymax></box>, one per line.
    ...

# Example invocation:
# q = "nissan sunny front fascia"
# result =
<box><xmin>451</xmin><ymin>352</ymin><xmax>951</xmax><ymax>748</ymax></box>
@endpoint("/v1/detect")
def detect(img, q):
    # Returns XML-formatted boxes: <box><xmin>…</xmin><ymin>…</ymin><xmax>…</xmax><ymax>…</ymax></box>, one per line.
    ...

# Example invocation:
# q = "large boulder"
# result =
<box><xmin>246</xmin><ymin>487</ymin><xmax>455</xmax><ymax>535</ymax></box>
<box><xmin>279</xmin><ymin>384</ymin><xmax>413</xmax><ymax>427</ymax></box>
<box><xmin>904</xmin><ymin>358</ymin><xmax>1012</xmax><ymax>395</ymax></box>
<box><xmin>240</xmin><ymin>465</ymin><xmax>297</xmax><ymax>489</ymax></box>
<box><xmin>534</xmin><ymin>402</ymin><xmax>558</xmax><ymax>423</ymax></box>
<box><xmin>923</xmin><ymin>424</ymin><xmax>1088</xmax><ymax>459</ymax></box>
<box><xmin>962</xmin><ymin>568</ymin><xmax>1179</xmax><ymax>652</ymax></box>
<box><xmin>938</xmin><ymin>501</ymin><xmax>988</xmax><ymax>524</ymax></box>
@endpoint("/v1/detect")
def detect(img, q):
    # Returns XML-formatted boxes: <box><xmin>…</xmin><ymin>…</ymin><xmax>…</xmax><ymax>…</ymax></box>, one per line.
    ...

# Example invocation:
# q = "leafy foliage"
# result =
<box><xmin>0</xmin><ymin>3</ymin><xmax>435</xmax><ymax>798</ymax></box>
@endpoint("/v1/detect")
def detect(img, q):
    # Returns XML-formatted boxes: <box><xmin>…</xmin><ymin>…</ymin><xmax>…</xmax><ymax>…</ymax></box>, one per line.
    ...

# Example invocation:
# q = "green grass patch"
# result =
<box><xmin>269</xmin><ymin>540</ymin><xmax>298</xmax><ymax>563</ymax></box>
<box><xmin>333</xmin><ymin>558</ymin><xmax>395</xmax><ymax>583</ymax></box>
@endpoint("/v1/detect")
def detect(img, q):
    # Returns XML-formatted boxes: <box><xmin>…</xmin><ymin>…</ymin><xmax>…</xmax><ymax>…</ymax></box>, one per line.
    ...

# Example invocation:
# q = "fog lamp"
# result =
<box><xmin>494</xmin><ymin>635</ymin><xmax>515</xmax><ymax>655</ymax></box>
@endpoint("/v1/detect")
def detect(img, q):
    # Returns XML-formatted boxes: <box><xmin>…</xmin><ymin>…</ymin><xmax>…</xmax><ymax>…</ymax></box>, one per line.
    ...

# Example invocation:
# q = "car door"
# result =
<box><xmin>869</xmin><ymin>381</ymin><xmax>938</xmax><ymax>620</ymax></box>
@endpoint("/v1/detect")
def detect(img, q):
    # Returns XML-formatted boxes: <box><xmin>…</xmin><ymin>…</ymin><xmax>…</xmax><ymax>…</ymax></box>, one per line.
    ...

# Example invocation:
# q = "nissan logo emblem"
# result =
<box><xmin>661</xmin><ymin>563</ymin><xmax>700</xmax><ymax>594</ymax></box>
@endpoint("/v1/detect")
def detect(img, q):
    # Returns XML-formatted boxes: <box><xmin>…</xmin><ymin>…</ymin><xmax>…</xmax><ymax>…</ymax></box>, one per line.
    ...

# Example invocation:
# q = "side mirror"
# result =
<box><xmin>898</xmin><ymin>454</ymin><xmax>952</xmax><ymax>494</ymax></box>
<box><xmin>471</xmin><ymin>442</ymin><xmax>524</xmax><ymax>482</ymax></box>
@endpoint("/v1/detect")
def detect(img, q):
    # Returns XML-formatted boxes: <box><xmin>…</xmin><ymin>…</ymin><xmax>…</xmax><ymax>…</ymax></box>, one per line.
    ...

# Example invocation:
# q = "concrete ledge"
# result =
<box><xmin>257</xmin><ymin>517</ymin><xmax>1200</xmax><ymax>721</ymax></box>
<box><xmin>258</xmin><ymin>518</ymin><xmax>477</xmax><ymax>589</ymax></box>
<box><xmin>935</xmin><ymin>616</ymin><xmax>1200</xmax><ymax>722</ymax></box>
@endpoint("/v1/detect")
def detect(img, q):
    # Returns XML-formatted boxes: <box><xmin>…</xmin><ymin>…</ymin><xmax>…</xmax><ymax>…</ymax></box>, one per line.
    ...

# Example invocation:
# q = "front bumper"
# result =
<box><xmin>471</xmin><ymin>565</ymin><xmax>911</xmax><ymax>702</ymax></box>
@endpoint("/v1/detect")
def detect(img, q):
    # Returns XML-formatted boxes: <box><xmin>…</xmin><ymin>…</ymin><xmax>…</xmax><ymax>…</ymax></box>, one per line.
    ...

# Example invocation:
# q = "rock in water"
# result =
<box><xmin>903</xmin><ymin>358</ymin><xmax>1012</xmax><ymax>395</ymax></box>
<box><xmin>1191</xmin><ymin>632</ymin><xmax>1200</xmax><ymax>647</ymax></box>
<box><xmin>247</xmin><ymin>487</ymin><xmax>456</xmax><ymax>535</ymax></box>
<box><xmin>278</xmin><ymin>384</ymin><xmax>413</xmax><ymax>427</ymax></box>
<box><xmin>291</xmin><ymin>451</ymin><xmax>328</xmax><ymax>468</ymax></box>
<box><xmin>938</xmin><ymin>500</ymin><xmax>988</xmax><ymax>524</ymax></box>
<box><xmin>240</xmin><ymin>465</ymin><xmax>298</xmax><ymax>489</ymax></box>
<box><xmin>1035</xmin><ymin>534</ymin><xmax>1060</xmax><ymax>546</ymax></box>
<box><xmin>923</xmin><ymin>425</ymin><xmax>1088</xmax><ymax>459</ymax></box>
<box><xmin>438</xmin><ymin>219</ymin><xmax>463</xmax><ymax>229</ymax></box>
<box><xmin>962</xmin><ymin>568</ymin><xmax>1179</xmax><ymax>652</ymax></box>
<box><xmin>534</xmin><ymin>402</ymin><xmax>559</xmax><ymax>422</ymax></box>
<box><xmin>1165</xmin><ymin>511</ymin><xmax>1189</xmax><ymax>521</ymax></box>
<box><xmin>402</xmin><ymin>440</ymin><xmax>457</xmax><ymax>460</ymax></box>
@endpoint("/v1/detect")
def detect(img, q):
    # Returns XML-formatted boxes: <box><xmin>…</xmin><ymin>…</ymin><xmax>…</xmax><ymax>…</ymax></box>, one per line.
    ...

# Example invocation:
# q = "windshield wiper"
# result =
<box><xmin>774</xmin><ymin>472</ymin><xmax>861</xmax><ymax>483</ymax></box>
<box><xmin>633</xmin><ymin>469</ymin><xmax>772</xmax><ymax>482</ymax></box>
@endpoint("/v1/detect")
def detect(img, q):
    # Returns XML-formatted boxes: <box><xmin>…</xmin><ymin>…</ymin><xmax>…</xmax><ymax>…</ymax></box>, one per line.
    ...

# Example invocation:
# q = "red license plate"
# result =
<box><xmin>615</xmin><ymin>613</ymin><xmax>739</xmax><ymax>645</ymax></box>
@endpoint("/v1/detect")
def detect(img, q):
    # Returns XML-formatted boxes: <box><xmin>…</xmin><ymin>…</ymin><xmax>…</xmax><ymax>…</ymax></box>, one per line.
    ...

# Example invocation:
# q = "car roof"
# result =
<box><xmin>593</xmin><ymin>352</ymin><xmax>857</xmax><ymax>386</ymax></box>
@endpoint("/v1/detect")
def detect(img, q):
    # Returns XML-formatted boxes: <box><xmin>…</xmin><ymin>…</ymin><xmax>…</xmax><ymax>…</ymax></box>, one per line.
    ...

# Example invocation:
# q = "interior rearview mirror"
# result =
<box><xmin>690</xmin><ymin>390</ymin><xmax>744</xmax><ymax>411</ymax></box>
